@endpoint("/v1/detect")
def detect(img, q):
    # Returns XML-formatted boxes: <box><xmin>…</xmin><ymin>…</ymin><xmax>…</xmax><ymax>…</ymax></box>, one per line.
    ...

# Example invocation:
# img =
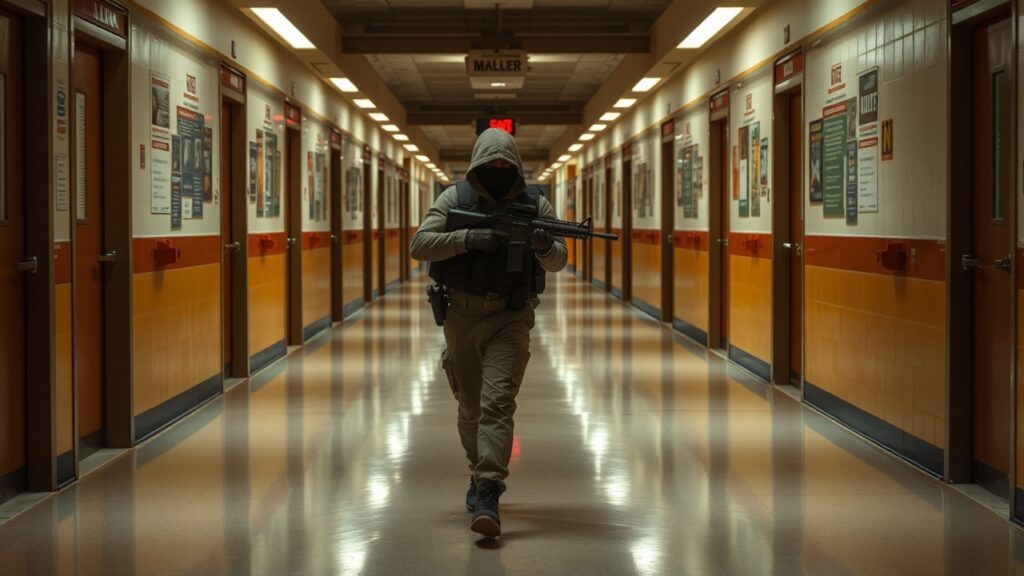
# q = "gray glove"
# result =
<box><xmin>466</xmin><ymin>228</ymin><xmax>501</xmax><ymax>254</ymax></box>
<box><xmin>532</xmin><ymin>229</ymin><xmax>554</xmax><ymax>253</ymax></box>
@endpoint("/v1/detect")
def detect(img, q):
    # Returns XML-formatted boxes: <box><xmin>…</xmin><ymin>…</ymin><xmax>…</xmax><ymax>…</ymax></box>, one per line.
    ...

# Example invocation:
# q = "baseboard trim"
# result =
<box><xmin>303</xmin><ymin>316</ymin><xmax>332</xmax><ymax>342</ymax></box>
<box><xmin>632</xmin><ymin>299</ymin><xmax>660</xmax><ymax>320</ymax></box>
<box><xmin>134</xmin><ymin>373</ymin><xmax>223</xmax><ymax>443</ymax></box>
<box><xmin>728</xmin><ymin>345</ymin><xmax>770</xmax><ymax>382</ymax></box>
<box><xmin>250</xmin><ymin>339</ymin><xmax>287</xmax><ymax>374</ymax></box>
<box><xmin>804</xmin><ymin>380</ymin><xmax>943</xmax><ymax>476</ymax></box>
<box><xmin>672</xmin><ymin>318</ymin><xmax>708</xmax><ymax>347</ymax></box>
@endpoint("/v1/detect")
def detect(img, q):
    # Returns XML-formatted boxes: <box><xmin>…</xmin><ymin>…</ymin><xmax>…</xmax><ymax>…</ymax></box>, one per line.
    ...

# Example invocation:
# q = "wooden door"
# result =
<box><xmin>709</xmin><ymin>119</ymin><xmax>729</xmax><ymax>348</ymax></box>
<box><xmin>970</xmin><ymin>15</ymin><xmax>1013</xmax><ymax>498</ymax></box>
<box><xmin>789</xmin><ymin>92</ymin><xmax>803</xmax><ymax>384</ymax></box>
<box><xmin>622</xmin><ymin>160</ymin><xmax>633</xmax><ymax>301</ymax></box>
<box><xmin>660</xmin><ymin>138</ymin><xmax>675</xmax><ymax>322</ymax></box>
<box><xmin>362</xmin><ymin>163</ymin><xmax>372</xmax><ymax>303</ymax></box>
<box><xmin>0</xmin><ymin>8</ymin><xmax>25</xmax><ymax>501</ymax></box>
<box><xmin>286</xmin><ymin>128</ymin><xmax>302</xmax><ymax>345</ymax></box>
<box><xmin>605</xmin><ymin>166</ymin><xmax>613</xmax><ymax>290</ymax></box>
<box><xmin>330</xmin><ymin>148</ymin><xmax>342</xmax><ymax>320</ymax></box>
<box><xmin>74</xmin><ymin>43</ymin><xmax>105</xmax><ymax>458</ymax></box>
<box><xmin>376</xmin><ymin>166</ymin><xmax>384</xmax><ymax>297</ymax></box>
<box><xmin>220</xmin><ymin>104</ymin><xmax>233</xmax><ymax>374</ymax></box>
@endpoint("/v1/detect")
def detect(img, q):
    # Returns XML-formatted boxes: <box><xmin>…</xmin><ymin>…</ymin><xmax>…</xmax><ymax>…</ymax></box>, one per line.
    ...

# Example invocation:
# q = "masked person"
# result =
<box><xmin>411</xmin><ymin>128</ymin><xmax>567</xmax><ymax>538</ymax></box>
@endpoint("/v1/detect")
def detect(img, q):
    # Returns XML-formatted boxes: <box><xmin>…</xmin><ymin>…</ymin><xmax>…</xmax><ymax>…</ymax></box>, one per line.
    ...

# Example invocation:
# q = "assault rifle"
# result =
<box><xmin>447</xmin><ymin>201</ymin><xmax>619</xmax><ymax>273</ymax></box>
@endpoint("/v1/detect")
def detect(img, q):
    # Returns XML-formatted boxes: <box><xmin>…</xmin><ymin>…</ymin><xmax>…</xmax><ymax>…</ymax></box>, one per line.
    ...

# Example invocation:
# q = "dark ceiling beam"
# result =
<box><xmin>441</xmin><ymin>151</ymin><xmax>550</xmax><ymax>162</ymax></box>
<box><xmin>342</xmin><ymin>34</ymin><xmax>649</xmax><ymax>54</ymax></box>
<box><xmin>408</xmin><ymin>110</ymin><xmax>582</xmax><ymax>125</ymax></box>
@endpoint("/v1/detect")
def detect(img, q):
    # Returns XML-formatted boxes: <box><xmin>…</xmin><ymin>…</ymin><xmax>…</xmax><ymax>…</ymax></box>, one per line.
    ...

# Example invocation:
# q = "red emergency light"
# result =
<box><xmin>476</xmin><ymin>117</ymin><xmax>516</xmax><ymax>136</ymax></box>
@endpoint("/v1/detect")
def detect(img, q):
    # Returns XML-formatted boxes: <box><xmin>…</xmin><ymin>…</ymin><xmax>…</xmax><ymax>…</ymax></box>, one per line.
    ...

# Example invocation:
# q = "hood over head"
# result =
<box><xmin>467</xmin><ymin>128</ymin><xmax>526</xmax><ymax>199</ymax></box>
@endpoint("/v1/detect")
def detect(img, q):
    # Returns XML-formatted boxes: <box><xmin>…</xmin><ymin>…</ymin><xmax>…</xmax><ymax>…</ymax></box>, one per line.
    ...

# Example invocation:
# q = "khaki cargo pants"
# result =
<box><xmin>442</xmin><ymin>291</ymin><xmax>534</xmax><ymax>490</ymax></box>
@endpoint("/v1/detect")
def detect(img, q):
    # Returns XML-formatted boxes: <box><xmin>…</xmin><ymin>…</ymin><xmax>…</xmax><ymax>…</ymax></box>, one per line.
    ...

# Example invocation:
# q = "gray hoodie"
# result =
<box><xmin>410</xmin><ymin>128</ymin><xmax>567</xmax><ymax>273</ymax></box>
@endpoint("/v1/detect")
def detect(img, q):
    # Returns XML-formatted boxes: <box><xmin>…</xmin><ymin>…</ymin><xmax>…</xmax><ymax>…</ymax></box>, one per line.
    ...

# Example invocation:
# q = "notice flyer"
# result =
<box><xmin>150</xmin><ymin>73</ymin><xmax>172</xmax><ymax>215</ymax></box>
<box><xmin>857</xmin><ymin>68</ymin><xmax>879</xmax><ymax>213</ymax></box>
<box><xmin>809</xmin><ymin>119</ymin><xmax>823</xmax><ymax>203</ymax></box>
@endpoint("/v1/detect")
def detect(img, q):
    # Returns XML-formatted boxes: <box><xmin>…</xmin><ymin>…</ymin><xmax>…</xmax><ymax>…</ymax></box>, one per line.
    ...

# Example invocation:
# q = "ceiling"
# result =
<box><xmin>321</xmin><ymin>0</ymin><xmax>673</xmax><ymax>171</ymax></box>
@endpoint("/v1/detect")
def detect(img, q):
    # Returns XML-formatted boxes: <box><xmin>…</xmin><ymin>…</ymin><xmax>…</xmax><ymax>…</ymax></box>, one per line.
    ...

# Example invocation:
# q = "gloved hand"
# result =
<box><xmin>466</xmin><ymin>228</ymin><xmax>501</xmax><ymax>254</ymax></box>
<box><xmin>532</xmin><ymin>229</ymin><xmax>554</xmax><ymax>253</ymax></box>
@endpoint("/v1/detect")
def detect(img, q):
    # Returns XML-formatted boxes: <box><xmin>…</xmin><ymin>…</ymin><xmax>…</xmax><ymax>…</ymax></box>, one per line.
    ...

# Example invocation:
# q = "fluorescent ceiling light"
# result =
<box><xmin>382</xmin><ymin>124</ymin><xmax>399</xmax><ymax>132</ymax></box>
<box><xmin>354</xmin><ymin>99</ymin><xmax>376</xmax><ymax>109</ymax></box>
<box><xmin>558</xmin><ymin>154</ymin><xmax>572</xmax><ymax>162</ymax></box>
<box><xmin>678</xmin><ymin>7</ymin><xmax>743</xmax><ymax>49</ymax></box>
<box><xmin>632</xmin><ymin>77</ymin><xmax>661</xmax><ymax>92</ymax></box>
<box><xmin>330</xmin><ymin>78</ymin><xmax>358</xmax><ymax>93</ymax></box>
<box><xmin>579</xmin><ymin>133</ymin><xmax>595</xmax><ymax>141</ymax></box>
<box><xmin>393</xmin><ymin>134</ymin><xmax>409</xmax><ymax>142</ymax></box>
<box><xmin>569</xmin><ymin>143</ymin><xmax>583</xmax><ymax>152</ymax></box>
<box><xmin>369</xmin><ymin>113</ymin><xmax>389</xmax><ymax>122</ymax></box>
<box><xmin>599</xmin><ymin>112</ymin><xmax>621</xmax><ymax>122</ymax></box>
<box><xmin>551</xmin><ymin>163</ymin><xmax>562</xmax><ymax>169</ymax></box>
<box><xmin>416</xmin><ymin>154</ymin><xmax>430</xmax><ymax>162</ymax></box>
<box><xmin>490</xmin><ymin>82</ymin><xmax>507</xmax><ymax>88</ymax></box>
<box><xmin>589</xmin><ymin>123</ymin><xmax>607</xmax><ymax>132</ymax></box>
<box><xmin>614</xmin><ymin>98</ymin><xmax>637</xmax><ymax>108</ymax></box>
<box><xmin>404</xmin><ymin>144</ymin><xmax>420</xmax><ymax>152</ymax></box>
<box><xmin>251</xmin><ymin>8</ymin><xmax>315</xmax><ymax>49</ymax></box>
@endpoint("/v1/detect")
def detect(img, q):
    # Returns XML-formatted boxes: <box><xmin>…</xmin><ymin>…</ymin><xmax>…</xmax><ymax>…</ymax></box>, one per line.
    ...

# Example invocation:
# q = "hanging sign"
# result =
<box><xmin>73</xmin><ymin>0</ymin><xmax>127</xmax><ymax>38</ymax></box>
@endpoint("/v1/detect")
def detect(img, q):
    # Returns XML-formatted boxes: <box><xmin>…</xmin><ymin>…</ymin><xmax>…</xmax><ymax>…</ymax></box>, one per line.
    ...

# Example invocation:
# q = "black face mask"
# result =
<box><xmin>475</xmin><ymin>165</ymin><xmax>518</xmax><ymax>200</ymax></box>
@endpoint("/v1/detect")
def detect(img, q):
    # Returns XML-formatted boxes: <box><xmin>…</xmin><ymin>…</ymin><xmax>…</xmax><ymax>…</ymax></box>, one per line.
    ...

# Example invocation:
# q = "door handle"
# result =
<box><xmin>716</xmin><ymin>238</ymin><xmax>729</xmax><ymax>246</ymax></box>
<box><xmin>15</xmin><ymin>256</ymin><xmax>38</xmax><ymax>273</ymax></box>
<box><xmin>666</xmin><ymin>234</ymin><xmax>674</xmax><ymax>245</ymax></box>
<box><xmin>995</xmin><ymin>254</ymin><xmax>1012</xmax><ymax>273</ymax></box>
<box><xmin>783</xmin><ymin>242</ymin><xmax>802</xmax><ymax>255</ymax></box>
<box><xmin>783</xmin><ymin>242</ymin><xmax>793</xmax><ymax>249</ymax></box>
<box><xmin>97</xmin><ymin>250</ymin><xmax>118</xmax><ymax>263</ymax></box>
<box><xmin>286</xmin><ymin>237</ymin><xmax>297</xmax><ymax>247</ymax></box>
<box><xmin>330</xmin><ymin>234</ymin><xmax>338</xmax><ymax>245</ymax></box>
<box><xmin>224</xmin><ymin>242</ymin><xmax>240</xmax><ymax>252</ymax></box>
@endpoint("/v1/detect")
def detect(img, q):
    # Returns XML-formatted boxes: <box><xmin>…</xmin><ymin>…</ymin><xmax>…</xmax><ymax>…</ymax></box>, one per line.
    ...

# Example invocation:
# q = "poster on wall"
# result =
<box><xmin>822</xmin><ymin>99</ymin><xmax>852</xmax><ymax>217</ymax></box>
<box><xmin>738</xmin><ymin>126</ymin><xmax>749</xmax><ymax>217</ymax></box>
<box><xmin>150</xmin><ymin>73</ymin><xmax>172</xmax><ymax>214</ymax></box>
<box><xmin>263</xmin><ymin>131</ymin><xmax>280</xmax><ymax>217</ymax></box>
<box><xmin>346</xmin><ymin>164</ymin><xmax>362</xmax><ymax>219</ymax></box>
<box><xmin>55</xmin><ymin>153</ymin><xmax>68</xmax><ymax>213</ymax></box>
<box><xmin>203</xmin><ymin>127</ymin><xmax>213</xmax><ymax>203</ymax></box>
<box><xmin>809</xmin><ymin>119</ymin><xmax>823</xmax><ymax>202</ymax></box>
<box><xmin>249</xmin><ymin>141</ymin><xmax>257</xmax><ymax>204</ymax></box>
<box><xmin>760</xmin><ymin>139</ymin><xmax>769</xmax><ymax>201</ymax></box>
<box><xmin>732</xmin><ymin>146</ymin><xmax>739</xmax><ymax>201</ymax></box>
<box><xmin>857</xmin><ymin>68</ymin><xmax>879</xmax><ymax>213</ymax></box>
<box><xmin>315</xmin><ymin>152</ymin><xmax>326</xmax><ymax>222</ymax></box>
<box><xmin>177</xmin><ymin>106</ymin><xmax>205</xmax><ymax>218</ymax></box>
<box><xmin>750</xmin><ymin>122</ymin><xmax>761</xmax><ymax>218</ymax></box>
<box><xmin>882</xmin><ymin>119</ymin><xmax>894</xmax><ymax>161</ymax></box>
<box><xmin>171</xmin><ymin>134</ymin><xmax>182</xmax><ymax>229</ymax></box>
<box><xmin>308</xmin><ymin>151</ymin><xmax>315</xmax><ymax>220</ymax></box>
<box><xmin>680</xmin><ymin>147</ymin><xmax>693</xmax><ymax>217</ymax></box>
<box><xmin>256</xmin><ymin>130</ymin><xmax>264</xmax><ymax>216</ymax></box>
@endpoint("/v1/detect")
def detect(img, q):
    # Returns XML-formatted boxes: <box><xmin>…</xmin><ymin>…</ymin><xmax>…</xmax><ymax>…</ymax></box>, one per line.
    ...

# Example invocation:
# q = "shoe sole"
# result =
<box><xmin>470</xmin><ymin>515</ymin><xmax>501</xmax><ymax>538</ymax></box>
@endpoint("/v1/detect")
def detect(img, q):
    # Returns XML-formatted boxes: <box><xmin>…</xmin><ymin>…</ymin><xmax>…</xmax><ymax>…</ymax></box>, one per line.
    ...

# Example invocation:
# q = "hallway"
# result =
<box><xmin>0</xmin><ymin>274</ymin><xmax>1020</xmax><ymax>575</ymax></box>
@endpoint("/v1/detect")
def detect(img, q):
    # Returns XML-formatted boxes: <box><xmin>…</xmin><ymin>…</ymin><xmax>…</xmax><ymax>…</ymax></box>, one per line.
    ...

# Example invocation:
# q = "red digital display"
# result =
<box><xmin>477</xmin><ymin>117</ymin><xmax>516</xmax><ymax>135</ymax></box>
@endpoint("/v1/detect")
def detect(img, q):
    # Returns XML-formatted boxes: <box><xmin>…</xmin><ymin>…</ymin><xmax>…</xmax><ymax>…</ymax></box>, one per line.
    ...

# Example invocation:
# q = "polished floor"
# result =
<box><xmin>2</xmin><ymin>274</ymin><xmax>1024</xmax><ymax>575</ymax></box>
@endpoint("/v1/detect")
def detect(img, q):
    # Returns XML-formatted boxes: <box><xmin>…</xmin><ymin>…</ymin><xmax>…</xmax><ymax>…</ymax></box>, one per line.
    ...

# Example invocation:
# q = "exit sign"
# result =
<box><xmin>476</xmin><ymin>117</ymin><xmax>516</xmax><ymax>135</ymax></box>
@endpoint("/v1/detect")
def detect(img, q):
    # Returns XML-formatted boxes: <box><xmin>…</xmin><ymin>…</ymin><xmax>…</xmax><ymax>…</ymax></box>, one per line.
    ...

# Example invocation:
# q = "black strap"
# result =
<box><xmin>454</xmin><ymin>181</ymin><xmax>476</xmax><ymax>209</ymax></box>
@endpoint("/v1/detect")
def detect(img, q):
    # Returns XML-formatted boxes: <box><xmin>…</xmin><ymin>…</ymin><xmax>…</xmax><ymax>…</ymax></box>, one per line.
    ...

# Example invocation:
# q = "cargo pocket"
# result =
<box><xmin>441</xmin><ymin>348</ymin><xmax>459</xmax><ymax>398</ymax></box>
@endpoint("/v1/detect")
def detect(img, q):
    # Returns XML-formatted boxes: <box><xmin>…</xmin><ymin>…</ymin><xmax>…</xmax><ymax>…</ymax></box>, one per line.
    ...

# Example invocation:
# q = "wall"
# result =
<box><xmin>300</xmin><ymin>114</ymin><xmax>331</xmax><ymax>336</ymax></box>
<box><xmin>728</xmin><ymin>69</ymin><xmax>774</xmax><ymax>368</ymax></box>
<box><xmin>802</xmin><ymin>0</ymin><xmax>947</xmax><ymax>472</ymax></box>
<box><xmin>630</xmin><ymin>129</ymin><xmax>661</xmax><ymax>315</ymax></box>
<box><xmin>130</xmin><ymin>14</ymin><xmax>223</xmax><ymax>425</ymax></box>
<box><xmin>673</xmin><ymin>105</ymin><xmax>711</xmax><ymax>340</ymax></box>
<box><xmin>557</xmin><ymin>0</ymin><xmax>945</xmax><ymax>473</ymax></box>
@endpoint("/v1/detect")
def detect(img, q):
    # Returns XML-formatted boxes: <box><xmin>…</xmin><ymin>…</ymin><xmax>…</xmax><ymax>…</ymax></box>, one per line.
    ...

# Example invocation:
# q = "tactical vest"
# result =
<box><xmin>429</xmin><ymin>181</ymin><xmax>547</xmax><ymax>310</ymax></box>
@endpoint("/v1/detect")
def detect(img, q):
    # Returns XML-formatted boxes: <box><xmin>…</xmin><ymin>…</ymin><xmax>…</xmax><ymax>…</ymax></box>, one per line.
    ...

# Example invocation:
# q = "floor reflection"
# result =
<box><xmin>0</xmin><ymin>274</ymin><xmax>1022</xmax><ymax>575</ymax></box>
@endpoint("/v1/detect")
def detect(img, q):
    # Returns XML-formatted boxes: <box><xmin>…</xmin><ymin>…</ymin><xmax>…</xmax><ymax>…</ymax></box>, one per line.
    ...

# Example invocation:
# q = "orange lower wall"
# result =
<box><xmin>631</xmin><ymin>229</ymin><xmax>661</xmax><ymax>312</ymax></box>
<box><xmin>385</xmin><ymin>228</ymin><xmax>401</xmax><ymax>286</ymax></box>
<box><xmin>301</xmin><ymin>242</ymin><xmax>332</xmax><ymax>330</ymax></box>
<box><xmin>610</xmin><ymin>228</ymin><xmax>623</xmax><ymax>293</ymax></box>
<box><xmin>592</xmin><ymin>238</ymin><xmax>608</xmax><ymax>287</ymax></box>
<box><xmin>132</xmin><ymin>263</ymin><xmax>221</xmax><ymax>416</ymax></box>
<box><xmin>248</xmin><ymin>249</ymin><xmax>287</xmax><ymax>358</ymax></box>
<box><xmin>673</xmin><ymin>231</ymin><xmax>709</xmax><ymax>334</ymax></box>
<box><xmin>56</xmin><ymin>282</ymin><xmax>73</xmax><ymax>456</ymax></box>
<box><xmin>805</xmin><ymin>265</ymin><xmax>946</xmax><ymax>449</ymax></box>
<box><xmin>372</xmin><ymin>229</ymin><xmax>381</xmax><ymax>294</ymax></box>
<box><xmin>729</xmin><ymin>253</ymin><xmax>771</xmax><ymax>363</ymax></box>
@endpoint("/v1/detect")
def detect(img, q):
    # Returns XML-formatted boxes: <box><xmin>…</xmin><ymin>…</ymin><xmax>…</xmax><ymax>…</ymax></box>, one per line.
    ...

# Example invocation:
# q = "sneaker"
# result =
<box><xmin>465</xmin><ymin>479</ymin><xmax>477</xmax><ymax>512</ymax></box>
<box><xmin>470</xmin><ymin>479</ymin><xmax>503</xmax><ymax>538</ymax></box>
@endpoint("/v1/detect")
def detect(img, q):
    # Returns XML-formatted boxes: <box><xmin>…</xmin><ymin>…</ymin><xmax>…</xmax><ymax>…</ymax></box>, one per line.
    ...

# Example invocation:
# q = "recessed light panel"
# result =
<box><xmin>251</xmin><ymin>8</ymin><xmax>316</xmax><ymax>49</ymax></box>
<box><xmin>678</xmin><ymin>8</ymin><xmax>743</xmax><ymax>49</ymax></box>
